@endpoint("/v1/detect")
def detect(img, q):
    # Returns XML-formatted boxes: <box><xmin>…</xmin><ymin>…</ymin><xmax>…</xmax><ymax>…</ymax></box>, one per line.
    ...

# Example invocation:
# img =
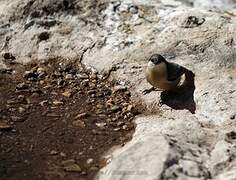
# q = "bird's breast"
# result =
<box><xmin>145</xmin><ymin>64</ymin><xmax>180</xmax><ymax>90</ymax></box>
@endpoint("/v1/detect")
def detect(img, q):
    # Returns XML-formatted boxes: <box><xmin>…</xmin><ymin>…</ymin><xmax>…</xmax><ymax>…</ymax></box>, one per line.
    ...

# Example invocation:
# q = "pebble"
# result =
<box><xmin>90</xmin><ymin>166</ymin><xmax>99</xmax><ymax>171</ymax></box>
<box><xmin>0</xmin><ymin>122</ymin><xmax>12</xmax><ymax>131</ymax></box>
<box><xmin>60</xmin><ymin>152</ymin><xmax>67</xmax><ymax>157</ymax></box>
<box><xmin>46</xmin><ymin>113</ymin><xmax>61</xmax><ymax>117</ymax></box>
<box><xmin>53</xmin><ymin>100</ymin><xmax>64</xmax><ymax>106</ymax></box>
<box><xmin>0</xmin><ymin>67</ymin><xmax>13</xmax><ymax>74</ymax></box>
<box><xmin>106</xmin><ymin>99</ymin><xmax>114</xmax><ymax>106</ymax></box>
<box><xmin>11</xmin><ymin>116</ymin><xmax>25</xmax><ymax>122</ymax></box>
<box><xmin>122</xmin><ymin>125</ymin><xmax>128</xmax><ymax>130</ymax></box>
<box><xmin>39</xmin><ymin>100</ymin><xmax>48</xmax><ymax>106</ymax></box>
<box><xmin>126</xmin><ymin>104</ymin><xmax>133</xmax><ymax>112</ymax></box>
<box><xmin>77</xmin><ymin>74</ymin><xmax>89</xmax><ymax>79</ymax></box>
<box><xmin>92</xmin><ymin>129</ymin><xmax>101</xmax><ymax>135</ymax></box>
<box><xmin>113</xmin><ymin>85</ymin><xmax>127</xmax><ymax>93</ymax></box>
<box><xmin>65</xmin><ymin>74</ymin><xmax>73</xmax><ymax>80</ymax></box>
<box><xmin>87</xmin><ymin>90</ymin><xmax>96</xmax><ymax>95</ymax></box>
<box><xmin>117</xmin><ymin>121</ymin><xmax>125</xmax><ymax>126</ymax></box>
<box><xmin>62</xmin><ymin>159</ymin><xmax>82</xmax><ymax>172</ymax></box>
<box><xmin>7</xmin><ymin>100</ymin><xmax>15</xmax><ymax>104</ymax></box>
<box><xmin>72</xmin><ymin>120</ymin><xmax>86</xmax><ymax>128</ymax></box>
<box><xmin>113</xmin><ymin>127</ymin><xmax>121</xmax><ymax>131</ymax></box>
<box><xmin>24</xmin><ymin>71</ymin><xmax>36</xmax><ymax>79</ymax></box>
<box><xmin>50</xmin><ymin>150</ymin><xmax>58</xmax><ymax>155</ymax></box>
<box><xmin>95</xmin><ymin>122</ymin><xmax>107</xmax><ymax>128</ymax></box>
<box><xmin>111</xmin><ymin>105</ymin><xmax>121</xmax><ymax>113</ymax></box>
<box><xmin>18</xmin><ymin>107</ymin><xmax>26</xmax><ymax>113</ymax></box>
<box><xmin>57</xmin><ymin>79</ymin><xmax>65</xmax><ymax>86</ymax></box>
<box><xmin>86</xmin><ymin>158</ymin><xmax>94</xmax><ymax>165</ymax></box>
<box><xmin>64</xmin><ymin>164</ymin><xmax>82</xmax><ymax>172</ymax></box>
<box><xmin>75</xmin><ymin>113</ymin><xmax>89</xmax><ymax>119</ymax></box>
<box><xmin>62</xmin><ymin>90</ymin><xmax>72</xmax><ymax>97</ymax></box>
<box><xmin>16</xmin><ymin>82</ymin><xmax>29</xmax><ymax>90</ymax></box>
<box><xmin>61</xmin><ymin>159</ymin><xmax>75</xmax><ymax>165</ymax></box>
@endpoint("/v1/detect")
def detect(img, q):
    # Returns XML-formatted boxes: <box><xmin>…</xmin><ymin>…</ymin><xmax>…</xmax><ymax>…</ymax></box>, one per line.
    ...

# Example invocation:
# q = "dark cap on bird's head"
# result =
<box><xmin>149</xmin><ymin>54</ymin><xmax>166</xmax><ymax>65</ymax></box>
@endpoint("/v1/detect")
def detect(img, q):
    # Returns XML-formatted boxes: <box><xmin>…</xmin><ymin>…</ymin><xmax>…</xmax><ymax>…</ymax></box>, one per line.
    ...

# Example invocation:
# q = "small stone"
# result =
<box><xmin>39</xmin><ymin>100</ymin><xmax>48</xmax><ymax>106</ymax></box>
<box><xmin>0</xmin><ymin>122</ymin><xmax>12</xmax><ymax>131</ymax></box>
<box><xmin>90</xmin><ymin>166</ymin><xmax>99</xmax><ymax>171</ymax></box>
<box><xmin>72</xmin><ymin>120</ymin><xmax>86</xmax><ymax>128</ymax></box>
<box><xmin>65</xmin><ymin>74</ymin><xmax>73</xmax><ymax>80</ymax></box>
<box><xmin>92</xmin><ymin>129</ymin><xmax>101</xmax><ymax>135</ymax></box>
<box><xmin>37</xmin><ymin>67</ymin><xmax>45</xmax><ymax>73</ymax></box>
<box><xmin>62</xmin><ymin>90</ymin><xmax>72</xmax><ymax>97</ymax></box>
<box><xmin>122</xmin><ymin>125</ymin><xmax>128</xmax><ymax>130</ymax></box>
<box><xmin>75</xmin><ymin>113</ymin><xmax>89</xmax><ymax>119</ymax></box>
<box><xmin>0</xmin><ymin>67</ymin><xmax>13</xmax><ymax>74</ymax></box>
<box><xmin>96</xmin><ymin>122</ymin><xmax>107</xmax><ymax>128</ymax></box>
<box><xmin>60</xmin><ymin>152</ymin><xmax>67</xmax><ymax>157</ymax></box>
<box><xmin>57</xmin><ymin>79</ymin><xmax>65</xmax><ymax>86</ymax></box>
<box><xmin>86</xmin><ymin>158</ymin><xmax>94</xmax><ymax>165</ymax></box>
<box><xmin>31</xmin><ymin>92</ymin><xmax>39</xmax><ymax>97</ymax></box>
<box><xmin>81</xmin><ymin>171</ymin><xmax>87</xmax><ymax>175</ymax></box>
<box><xmin>64</xmin><ymin>164</ymin><xmax>82</xmax><ymax>172</ymax></box>
<box><xmin>18</xmin><ymin>107</ymin><xmax>26</xmax><ymax>113</ymax></box>
<box><xmin>53</xmin><ymin>100</ymin><xmax>64</xmax><ymax>106</ymax></box>
<box><xmin>111</xmin><ymin>105</ymin><xmax>121</xmax><ymax>113</ymax></box>
<box><xmin>46</xmin><ymin>113</ymin><xmax>60</xmax><ymax>117</ymax></box>
<box><xmin>89</xmin><ymin>73</ymin><xmax>97</xmax><ymax>80</ymax></box>
<box><xmin>61</xmin><ymin>159</ymin><xmax>75</xmax><ymax>166</ymax></box>
<box><xmin>7</xmin><ymin>100</ymin><xmax>15</xmax><ymax>104</ymax></box>
<box><xmin>126</xmin><ymin>105</ymin><xmax>133</xmax><ymax>112</ymax></box>
<box><xmin>62</xmin><ymin>159</ymin><xmax>82</xmax><ymax>172</ymax></box>
<box><xmin>87</xmin><ymin>90</ymin><xmax>96</xmax><ymax>95</ymax></box>
<box><xmin>77</xmin><ymin>74</ymin><xmax>89</xmax><ymax>79</ymax></box>
<box><xmin>24</xmin><ymin>70</ymin><xmax>37</xmax><ymax>80</ymax></box>
<box><xmin>113</xmin><ymin>127</ymin><xmax>121</xmax><ymax>131</ymax></box>
<box><xmin>50</xmin><ymin>150</ymin><xmax>58</xmax><ymax>155</ymax></box>
<box><xmin>113</xmin><ymin>85</ymin><xmax>127</xmax><ymax>93</ymax></box>
<box><xmin>16</xmin><ymin>83</ymin><xmax>29</xmax><ymax>90</ymax></box>
<box><xmin>11</xmin><ymin>116</ymin><xmax>25</xmax><ymax>122</ymax></box>
<box><xmin>17</xmin><ymin>95</ymin><xmax>25</xmax><ymax>100</ymax></box>
<box><xmin>117</xmin><ymin>121</ymin><xmax>125</xmax><ymax>126</ymax></box>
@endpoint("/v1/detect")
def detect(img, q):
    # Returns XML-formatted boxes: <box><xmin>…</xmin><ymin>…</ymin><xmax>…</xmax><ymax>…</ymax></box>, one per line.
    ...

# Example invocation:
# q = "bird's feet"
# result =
<box><xmin>142</xmin><ymin>87</ymin><xmax>160</xmax><ymax>95</ymax></box>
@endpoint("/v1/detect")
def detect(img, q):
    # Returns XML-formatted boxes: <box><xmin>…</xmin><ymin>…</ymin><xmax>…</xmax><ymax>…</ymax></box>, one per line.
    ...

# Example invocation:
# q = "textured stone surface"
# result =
<box><xmin>0</xmin><ymin>0</ymin><xmax>236</xmax><ymax>179</ymax></box>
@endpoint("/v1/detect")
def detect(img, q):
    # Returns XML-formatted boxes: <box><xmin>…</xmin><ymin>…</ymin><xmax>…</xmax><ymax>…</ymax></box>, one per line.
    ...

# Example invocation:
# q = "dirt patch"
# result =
<box><xmin>0</xmin><ymin>59</ymin><xmax>142</xmax><ymax>180</ymax></box>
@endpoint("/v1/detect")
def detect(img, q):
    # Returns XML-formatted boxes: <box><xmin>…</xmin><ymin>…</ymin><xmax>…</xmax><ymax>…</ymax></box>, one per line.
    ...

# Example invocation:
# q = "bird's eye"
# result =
<box><xmin>150</xmin><ymin>58</ymin><xmax>156</xmax><ymax>63</ymax></box>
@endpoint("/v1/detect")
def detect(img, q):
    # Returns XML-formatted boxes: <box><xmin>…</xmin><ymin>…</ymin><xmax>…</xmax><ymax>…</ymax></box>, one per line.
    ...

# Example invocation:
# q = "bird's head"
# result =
<box><xmin>148</xmin><ymin>54</ymin><xmax>166</xmax><ymax>67</ymax></box>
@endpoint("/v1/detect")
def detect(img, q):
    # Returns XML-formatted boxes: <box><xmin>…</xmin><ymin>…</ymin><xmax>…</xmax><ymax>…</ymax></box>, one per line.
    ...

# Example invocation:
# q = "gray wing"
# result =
<box><xmin>166</xmin><ymin>62</ymin><xmax>185</xmax><ymax>81</ymax></box>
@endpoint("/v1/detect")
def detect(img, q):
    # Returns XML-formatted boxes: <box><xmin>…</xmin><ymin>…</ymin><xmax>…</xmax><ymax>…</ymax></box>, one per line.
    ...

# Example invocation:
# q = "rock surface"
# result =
<box><xmin>0</xmin><ymin>0</ymin><xmax>236</xmax><ymax>180</ymax></box>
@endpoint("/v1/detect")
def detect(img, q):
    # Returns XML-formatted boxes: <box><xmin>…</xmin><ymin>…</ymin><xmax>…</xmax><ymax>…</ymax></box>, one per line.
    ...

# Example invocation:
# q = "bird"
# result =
<box><xmin>144</xmin><ymin>54</ymin><xmax>186</xmax><ymax>94</ymax></box>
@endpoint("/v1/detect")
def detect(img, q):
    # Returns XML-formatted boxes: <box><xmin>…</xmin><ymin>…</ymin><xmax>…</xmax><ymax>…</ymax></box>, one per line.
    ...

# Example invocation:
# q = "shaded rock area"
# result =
<box><xmin>0</xmin><ymin>60</ymin><xmax>140</xmax><ymax>180</ymax></box>
<box><xmin>0</xmin><ymin>0</ymin><xmax>236</xmax><ymax>180</ymax></box>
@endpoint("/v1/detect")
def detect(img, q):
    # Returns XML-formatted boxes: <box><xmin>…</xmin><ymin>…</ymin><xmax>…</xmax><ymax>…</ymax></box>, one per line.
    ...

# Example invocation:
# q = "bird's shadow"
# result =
<box><xmin>160</xmin><ymin>69</ymin><xmax>196</xmax><ymax>114</ymax></box>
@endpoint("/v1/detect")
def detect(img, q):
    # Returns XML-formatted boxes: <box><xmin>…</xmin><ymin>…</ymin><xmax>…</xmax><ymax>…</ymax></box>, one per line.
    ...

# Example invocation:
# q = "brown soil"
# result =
<box><xmin>0</xmin><ymin>60</ymin><xmax>141</xmax><ymax>180</ymax></box>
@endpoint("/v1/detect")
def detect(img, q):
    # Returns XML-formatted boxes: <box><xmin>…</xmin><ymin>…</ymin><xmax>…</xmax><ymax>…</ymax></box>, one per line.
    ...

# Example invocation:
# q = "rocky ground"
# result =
<box><xmin>0</xmin><ymin>0</ymin><xmax>236</xmax><ymax>180</ymax></box>
<box><xmin>0</xmin><ymin>60</ymin><xmax>141</xmax><ymax>180</ymax></box>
